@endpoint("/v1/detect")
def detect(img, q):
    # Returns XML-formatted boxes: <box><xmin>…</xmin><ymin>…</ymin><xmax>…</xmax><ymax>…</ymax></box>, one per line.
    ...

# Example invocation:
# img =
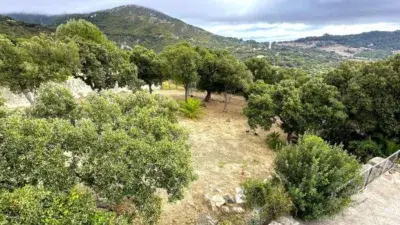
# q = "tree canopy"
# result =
<box><xmin>0</xmin><ymin>34</ymin><xmax>79</xmax><ymax>103</ymax></box>
<box><xmin>56</xmin><ymin>19</ymin><xmax>140</xmax><ymax>91</ymax></box>
<box><xmin>130</xmin><ymin>45</ymin><xmax>164</xmax><ymax>93</ymax></box>
<box><xmin>244</xmin><ymin>76</ymin><xmax>346</xmax><ymax>142</ymax></box>
<box><xmin>160</xmin><ymin>42</ymin><xmax>200</xmax><ymax>101</ymax></box>
<box><xmin>0</xmin><ymin>88</ymin><xmax>195</xmax><ymax>223</ymax></box>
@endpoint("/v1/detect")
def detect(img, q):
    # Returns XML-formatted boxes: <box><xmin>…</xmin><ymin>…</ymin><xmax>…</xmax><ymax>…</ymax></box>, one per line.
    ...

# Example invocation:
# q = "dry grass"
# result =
<box><xmin>154</xmin><ymin>90</ymin><xmax>277</xmax><ymax>225</ymax></box>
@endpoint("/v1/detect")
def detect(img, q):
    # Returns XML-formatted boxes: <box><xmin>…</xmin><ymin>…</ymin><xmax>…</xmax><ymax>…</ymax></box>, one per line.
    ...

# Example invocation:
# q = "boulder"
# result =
<box><xmin>276</xmin><ymin>215</ymin><xmax>300</xmax><ymax>225</ymax></box>
<box><xmin>368</xmin><ymin>157</ymin><xmax>385</xmax><ymax>166</ymax></box>
<box><xmin>223</xmin><ymin>194</ymin><xmax>235</xmax><ymax>203</ymax></box>
<box><xmin>196</xmin><ymin>213</ymin><xmax>217</xmax><ymax>225</ymax></box>
<box><xmin>232</xmin><ymin>206</ymin><xmax>245</xmax><ymax>214</ymax></box>
<box><xmin>211</xmin><ymin>195</ymin><xmax>226</xmax><ymax>207</ymax></box>
<box><xmin>221</xmin><ymin>206</ymin><xmax>230</xmax><ymax>214</ymax></box>
<box><xmin>235</xmin><ymin>187</ymin><xmax>245</xmax><ymax>204</ymax></box>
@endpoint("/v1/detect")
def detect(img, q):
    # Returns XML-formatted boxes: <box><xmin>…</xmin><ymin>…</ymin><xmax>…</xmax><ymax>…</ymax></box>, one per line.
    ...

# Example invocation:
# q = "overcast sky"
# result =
<box><xmin>1</xmin><ymin>0</ymin><xmax>400</xmax><ymax>41</ymax></box>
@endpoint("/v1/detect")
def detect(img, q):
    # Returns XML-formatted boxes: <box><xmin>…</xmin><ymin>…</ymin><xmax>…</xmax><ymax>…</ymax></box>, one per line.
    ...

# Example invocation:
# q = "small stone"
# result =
<box><xmin>221</xmin><ymin>206</ymin><xmax>230</xmax><ymax>214</ymax></box>
<box><xmin>211</xmin><ymin>195</ymin><xmax>226</xmax><ymax>207</ymax></box>
<box><xmin>232</xmin><ymin>206</ymin><xmax>245</xmax><ymax>214</ymax></box>
<box><xmin>216</xmin><ymin>188</ymin><xmax>222</xmax><ymax>193</ymax></box>
<box><xmin>223</xmin><ymin>194</ymin><xmax>235</xmax><ymax>203</ymax></box>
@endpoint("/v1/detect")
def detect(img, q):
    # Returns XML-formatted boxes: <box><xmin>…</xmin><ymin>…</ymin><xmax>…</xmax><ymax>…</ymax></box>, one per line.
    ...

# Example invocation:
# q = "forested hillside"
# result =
<box><xmin>0</xmin><ymin>15</ymin><xmax>53</xmax><ymax>38</ymax></box>
<box><xmin>296</xmin><ymin>31</ymin><xmax>400</xmax><ymax>50</ymax></box>
<box><xmin>7</xmin><ymin>5</ymin><xmax>244</xmax><ymax>52</ymax></box>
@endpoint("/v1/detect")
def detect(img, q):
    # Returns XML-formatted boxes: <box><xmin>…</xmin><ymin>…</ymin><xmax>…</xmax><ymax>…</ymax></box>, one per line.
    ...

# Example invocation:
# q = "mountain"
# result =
<box><xmin>295</xmin><ymin>31</ymin><xmax>400</xmax><ymax>50</ymax></box>
<box><xmin>3</xmin><ymin>5</ymin><xmax>342</xmax><ymax>73</ymax></box>
<box><xmin>0</xmin><ymin>15</ymin><xmax>53</xmax><ymax>38</ymax></box>
<box><xmin>7</xmin><ymin>5</ymin><xmax>245</xmax><ymax>52</ymax></box>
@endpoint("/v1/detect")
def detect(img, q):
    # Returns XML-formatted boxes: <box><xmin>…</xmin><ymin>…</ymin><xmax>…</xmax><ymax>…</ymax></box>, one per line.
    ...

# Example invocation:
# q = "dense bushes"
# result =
<box><xmin>266</xmin><ymin>132</ymin><xmax>286</xmax><ymax>151</ymax></box>
<box><xmin>30</xmin><ymin>82</ymin><xmax>77</xmax><ymax>119</ymax></box>
<box><xmin>275</xmin><ymin>134</ymin><xmax>361</xmax><ymax>220</ymax></box>
<box><xmin>0</xmin><ymin>185</ymin><xmax>123</xmax><ymax>224</ymax></box>
<box><xmin>0</xmin><ymin>88</ymin><xmax>194</xmax><ymax>224</ymax></box>
<box><xmin>243</xmin><ymin>180</ymin><xmax>292</xmax><ymax>224</ymax></box>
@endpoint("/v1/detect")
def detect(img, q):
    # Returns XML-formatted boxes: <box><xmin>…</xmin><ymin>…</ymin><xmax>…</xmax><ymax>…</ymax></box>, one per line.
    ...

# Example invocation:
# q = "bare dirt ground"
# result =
<box><xmin>155</xmin><ymin>90</ymin><xmax>276</xmax><ymax>225</ymax></box>
<box><xmin>304</xmin><ymin>167</ymin><xmax>400</xmax><ymax>225</ymax></box>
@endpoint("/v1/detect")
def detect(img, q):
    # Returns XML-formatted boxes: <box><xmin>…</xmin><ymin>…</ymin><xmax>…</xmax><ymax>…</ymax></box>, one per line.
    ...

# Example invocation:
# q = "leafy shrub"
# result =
<box><xmin>243</xmin><ymin>179</ymin><xmax>292</xmax><ymax>224</ymax></box>
<box><xmin>178</xmin><ymin>98</ymin><xmax>203</xmax><ymax>119</ymax></box>
<box><xmin>275</xmin><ymin>134</ymin><xmax>361</xmax><ymax>220</ymax></box>
<box><xmin>30</xmin><ymin>82</ymin><xmax>77</xmax><ymax>119</ymax></box>
<box><xmin>266</xmin><ymin>132</ymin><xmax>286</xmax><ymax>151</ymax></box>
<box><xmin>0</xmin><ymin>185</ymin><xmax>122</xmax><ymax>224</ymax></box>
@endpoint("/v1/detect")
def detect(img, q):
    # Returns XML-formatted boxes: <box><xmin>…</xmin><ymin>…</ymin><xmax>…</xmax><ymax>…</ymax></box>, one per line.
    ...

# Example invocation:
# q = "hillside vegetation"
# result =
<box><xmin>0</xmin><ymin>15</ymin><xmax>53</xmax><ymax>38</ymax></box>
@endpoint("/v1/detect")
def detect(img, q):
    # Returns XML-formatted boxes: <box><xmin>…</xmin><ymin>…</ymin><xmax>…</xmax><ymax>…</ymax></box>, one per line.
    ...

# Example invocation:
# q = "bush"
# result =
<box><xmin>178</xmin><ymin>98</ymin><xmax>203</xmax><ymax>119</ymax></box>
<box><xmin>266</xmin><ymin>132</ymin><xmax>286</xmax><ymax>151</ymax></box>
<box><xmin>275</xmin><ymin>134</ymin><xmax>361</xmax><ymax>220</ymax></box>
<box><xmin>0</xmin><ymin>185</ymin><xmax>122</xmax><ymax>224</ymax></box>
<box><xmin>243</xmin><ymin>180</ymin><xmax>292</xmax><ymax>224</ymax></box>
<box><xmin>30</xmin><ymin>82</ymin><xmax>77</xmax><ymax>119</ymax></box>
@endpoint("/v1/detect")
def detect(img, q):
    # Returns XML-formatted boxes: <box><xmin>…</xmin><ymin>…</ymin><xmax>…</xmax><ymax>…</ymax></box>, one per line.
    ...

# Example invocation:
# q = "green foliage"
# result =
<box><xmin>348</xmin><ymin>135</ymin><xmax>400</xmax><ymax>162</ymax></box>
<box><xmin>0</xmin><ymin>34</ymin><xmax>80</xmax><ymax>103</ymax></box>
<box><xmin>296</xmin><ymin>30</ymin><xmax>400</xmax><ymax>50</ymax></box>
<box><xmin>354</xmin><ymin>49</ymin><xmax>393</xmax><ymax>59</ymax></box>
<box><xmin>0</xmin><ymin>16</ymin><xmax>54</xmax><ymax>39</ymax></box>
<box><xmin>324</xmin><ymin>58</ymin><xmax>400</xmax><ymax>145</ymax></box>
<box><xmin>196</xmin><ymin>47</ymin><xmax>253</xmax><ymax>104</ymax></box>
<box><xmin>178</xmin><ymin>98</ymin><xmax>203</xmax><ymax>120</ymax></box>
<box><xmin>274</xmin><ymin>134</ymin><xmax>361</xmax><ymax>220</ymax></box>
<box><xmin>266</xmin><ymin>132</ymin><xmax>286</xmax><ymax>151</ymax></box>
<box><xmin>30</xmin><ymin>82</ymin><xmax>77</xmax><ymax>119</ymax></box>
<box><xmin>244</xmin><ymin>77</ymin><xmax>346</xmax><ymax>142</ymax></box>
<box><xmin>130</xmin><ymin>45</ymin><xmax>165</xmax><ymax>93</ymax></box>
<box><xmin>56</xmin><ymin>19</ymin><xmax>140</xmax><ymax>91</ymax></box>
<box><xmin>160</xmin><ymin>42</ymin><xmax>200</xmax><ymax>101</ymax></box>
<box><xmin>0</xmin><ymin>91</ymin><xmax>194</xmax><ymax>223</ymax></box>
<box><xmin>245</xmin><ymin>57</ymin><xmax>283</xmax><ymax>84</ymax></box>
<box><xmin>0</xmin><ymin>185</ymin><xmax>119</xmax><ymax>225</ymax></box>
<box><xmin>243</xmin><ymin>180</ymin><xmax>292</xmax><ymax>224</ymax></box>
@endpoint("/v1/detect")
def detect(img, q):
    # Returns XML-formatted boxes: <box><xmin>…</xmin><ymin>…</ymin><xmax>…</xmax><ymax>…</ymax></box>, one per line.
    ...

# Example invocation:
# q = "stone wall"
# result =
<box><xmin>1</xmin><ymin>78</ymin><xmax>160</xmax><ymax>108</ymax></box>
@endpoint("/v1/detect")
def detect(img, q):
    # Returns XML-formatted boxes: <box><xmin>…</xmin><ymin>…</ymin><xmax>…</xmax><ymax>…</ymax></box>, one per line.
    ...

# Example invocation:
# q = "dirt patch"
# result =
<box><xmin>155</xmin><ymin>90</ymin><xmax>276</xmax><ymax>225</ymax></box>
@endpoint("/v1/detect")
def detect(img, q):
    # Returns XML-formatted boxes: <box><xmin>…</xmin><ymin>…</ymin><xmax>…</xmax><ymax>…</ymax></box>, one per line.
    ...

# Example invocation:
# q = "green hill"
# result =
<box><xmin>295</xmin><ymin>31</ymin><xmax>400</xmax><ymax>50</ymax></box>
<box><xmin>4</xmin><ymin>5</ymin><xmax>343</xmax><ymax>73</ymax></box>
<box><xmin>7</xmin><ymin>5</ymin><xmax>244</xmax><ymax>52</ymax></box>
<box><xmin>0</xmin><ymin>15</ymin><xmax>53</xmax><ymax>38</ymax></box>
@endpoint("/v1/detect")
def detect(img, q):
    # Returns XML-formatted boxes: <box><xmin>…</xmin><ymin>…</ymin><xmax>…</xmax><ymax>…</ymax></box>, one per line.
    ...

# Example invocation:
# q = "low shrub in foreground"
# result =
<box><xmin>266</xmin><ymin>131</ymin><xmax>286</xmax><ymax>151</ymax></box>
<box><xmin>275</xmin><ymin>134</ymin><xmax>361</xmax><ymax>220</ymax></box>
<box><xmin>243</xmin><ymin>179</ymin><xmax>292</xmax><ymax>224</ymax></box>
<box><xmin>178</xmin><ymin>98</ymin><xmax>203</xmax><ymax>119</ymax></box>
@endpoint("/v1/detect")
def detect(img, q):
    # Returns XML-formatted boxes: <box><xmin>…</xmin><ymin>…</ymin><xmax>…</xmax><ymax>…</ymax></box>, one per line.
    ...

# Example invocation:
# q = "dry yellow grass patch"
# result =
<box><xmin>155</xmin><ymin>90</ymin><xmax>277</xmax><ymax>225</ymax></box>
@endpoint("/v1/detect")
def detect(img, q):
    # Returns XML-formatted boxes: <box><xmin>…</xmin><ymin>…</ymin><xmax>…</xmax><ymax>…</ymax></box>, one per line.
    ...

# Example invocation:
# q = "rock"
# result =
<box><xmin>235</xmin><ymin>193</ymin><xmax>245</xmax><ymax>204</ymax></box>
<box><xmin>235</xmin><ymin>187</ymin><xmax>244</xmax><ymax>194</ymax></box>
<box><xmin>232</xmin><ymin>206</ymin><xmax>245</xmax><ymax>214</ymax></box>
<box><xmin>211</xmin><ymin>195</ymin><xmax>226</xmax><ymax>207</ymax></box>
<box><xmin>223</xmin><ymin>194</ymin><xmax>235</xmax><ymax>203</ymax></box>
<box><xmin>268</xmin><ymin>222</ymin><xmax>282</xmax><ymax>225</ymax></box>
<box><xmin>215</xmin><ymin>188</ymin><xmax>222</xmax><ymax>193</ymax></box>
<box><xmin>368</xmin><ymin>157</ymin><xmax>385</xmax><ymax>166</ymax></box>
<box><xmin>235</xmin><ymin>187</ymin><xmax>245</xmax><ymax>204</ymax></box>
<box><xmin>196</xmin><ymin>213</ymin><xmax>217</xmax><ymax>225</ymax></box>
<box><xmin>221</xmin><ymin>206</ymin><xmax>230</xmax><ymax>214</ymax></box>
<box><xmin>361</xmin><ymin>164</ymin><xmax>373</xmax><ymax>172</ymax></box>
<box><xmin>276</xmin><ymin>215</ymin><xmax>300</xmax><ymax>225</ymax></box>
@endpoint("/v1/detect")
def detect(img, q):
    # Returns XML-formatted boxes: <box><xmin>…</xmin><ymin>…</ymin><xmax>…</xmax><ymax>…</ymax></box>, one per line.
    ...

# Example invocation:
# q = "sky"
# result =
<box><xmin>1</xmin><ymin>0</ymin><xmax>400</xmax><ymax>41</ymax></box>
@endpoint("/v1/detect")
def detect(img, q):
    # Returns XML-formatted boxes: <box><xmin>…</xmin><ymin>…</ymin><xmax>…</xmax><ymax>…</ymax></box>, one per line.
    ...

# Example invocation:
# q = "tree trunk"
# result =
<box><xmin>184</xmin><ymin>84</ymin><xmax>189</xmax><ymax>102</ymax></box>
<box><xmin>204</xmin><ymin>90</ymin><xmax>212</xmax><ymax>102</ymax></box>
<box><xmin>148</xmin><ymin>84</ymin><xmax>153</xmax><ymax>94</ymax></box>
<box><xmin>22</xmin><ymin>90</ymin><xmax>35</xmax><ymax>105</ymax></box>
<box><xmin>286</xmin><ymin>131</ymin><xmax>293</xmax><ymax>144</ymax></box>
<box><xmin>223</xmin><ymin>92</ymin><xmax>228</xmax><ymax>112</ymax></box>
